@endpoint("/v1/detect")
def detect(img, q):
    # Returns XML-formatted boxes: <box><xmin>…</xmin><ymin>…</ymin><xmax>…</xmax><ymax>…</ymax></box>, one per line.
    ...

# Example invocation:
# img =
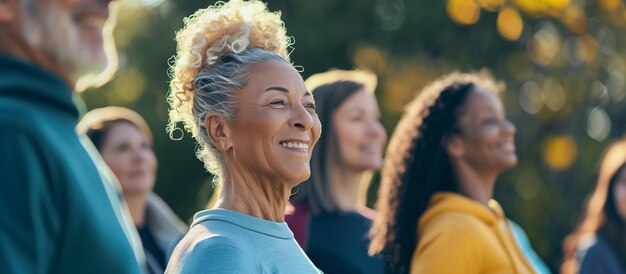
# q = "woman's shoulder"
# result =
<box><xmin>577</xmin><ymin>234</ymin><xmax>607</xmax><ymax>258</ymax></box>
<box><xmin>181</xmin><ymin>218</ymin><xmax>256</xmax><ymax>250</ymax></box>
<box><xmin>419</xmin><ymin>192</ymin><xmax>498</xmax><ymax>235</ymax></box>
<box><xmin>577</xmin><ymin>234</ymin><xmax>624</xmax><ymax>274</ymax></box>
<box><xmin>422</xmin><ymin>211</ymin><xmax>488</xmax><ymax>234</ymax></box>
<box><xmin>166</xmin><ymin>226</ymin><xmax>258</xmax><ymax>273</ymax></box>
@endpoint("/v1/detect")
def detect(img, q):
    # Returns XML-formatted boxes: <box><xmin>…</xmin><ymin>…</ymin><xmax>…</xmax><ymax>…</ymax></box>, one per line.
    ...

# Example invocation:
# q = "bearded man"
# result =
<box><xmin>0</xmin><ymin>0</ymin><xmax>144</xmax><ymax>273</ymax></box>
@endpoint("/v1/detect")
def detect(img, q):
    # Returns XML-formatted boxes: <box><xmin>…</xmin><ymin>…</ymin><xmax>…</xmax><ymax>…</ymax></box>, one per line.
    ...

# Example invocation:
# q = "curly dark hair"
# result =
<box><xmin>368</xmin><ymin>71</ymin><xmax>503</xmax><ymax>274</ymax></box>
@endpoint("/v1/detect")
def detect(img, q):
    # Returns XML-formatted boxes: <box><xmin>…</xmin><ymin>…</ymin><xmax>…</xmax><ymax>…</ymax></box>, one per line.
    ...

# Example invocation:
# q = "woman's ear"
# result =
<box><xmin>205</xmin><ymin>113</ymin><xmax>233</xmax><ymax>152</ymax></box>
<box><xmin>445</xmin><ymin>135</ymin><xmax>465</xmax><ymax>159</ymax></box>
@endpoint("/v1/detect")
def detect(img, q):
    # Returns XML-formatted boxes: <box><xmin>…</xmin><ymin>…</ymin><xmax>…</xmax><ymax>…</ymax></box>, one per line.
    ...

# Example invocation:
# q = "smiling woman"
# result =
<box><xmin>164</xmin><ymin>0</ymin><xmax>322</xmax><ymax>273</ymax></box>
<box><xmin>286</xmin><ymin>69</ymin><xmax>387</xmax><ymax>274</ymax></box>
<box><xmin>77</xmin><ymin>107</ymin><xmax>188</xmax><ymax>274</ymax></box>
<box><xmin>369</xmin><ymin>71</ymin><xmax>537</xmax><ymax>274</ymax></box>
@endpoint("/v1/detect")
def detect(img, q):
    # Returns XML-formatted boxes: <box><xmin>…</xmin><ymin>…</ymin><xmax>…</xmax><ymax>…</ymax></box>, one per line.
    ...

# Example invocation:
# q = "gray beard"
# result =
<box><xmin>20</xmin><ymin>1</ymin><xmax>108</xmax><ymax>82</ymax></box>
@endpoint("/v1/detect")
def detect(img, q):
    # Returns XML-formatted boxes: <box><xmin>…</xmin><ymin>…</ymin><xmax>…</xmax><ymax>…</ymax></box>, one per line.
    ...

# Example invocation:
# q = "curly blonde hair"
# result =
<box><xmin>167</xmin><ymin>0</ymin><xmax>293</xmax><ymax>177</ymax></box>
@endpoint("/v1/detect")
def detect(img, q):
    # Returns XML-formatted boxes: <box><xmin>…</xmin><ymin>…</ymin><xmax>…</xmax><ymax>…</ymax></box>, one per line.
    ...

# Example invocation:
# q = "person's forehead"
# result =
<box><xmin>338</xmin><ymin>91</ymin><xmax>377</xmax><ymax>111</ymax></box>
<box><xmin>247</xmin><ymin>60</ymin><xmax>304</xmax><ymax>88</ymax></box>
<box><xmin>466</xmin><ymin>87</ymin><xmax>500</xmax><ymax>107</ymax></box>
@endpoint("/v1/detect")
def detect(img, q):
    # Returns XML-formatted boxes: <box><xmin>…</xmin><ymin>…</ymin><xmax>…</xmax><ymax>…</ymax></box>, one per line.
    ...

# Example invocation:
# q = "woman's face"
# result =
<box><xmin>227</xmin><ymin>60</ymin><xmax>321</xmax><ymax>185</ymax></box>
<box><xmin>333</xmin><ymin>91</ymin><xmax>387</xmax><ymax>172</ymax></box>
<box><xmin>100</xmin><ymin>122</ymin><xmax>157</xmax><ymax>196</ymax></box>
<box><xmin>613</xmin><ymin>167</ymin><xmax>626</xmax><ymax>221</ymax></box>
<box><xmin>451</xmin><ymin>87</ymin><xmax>517</xmax><ymax>174</ymax></box>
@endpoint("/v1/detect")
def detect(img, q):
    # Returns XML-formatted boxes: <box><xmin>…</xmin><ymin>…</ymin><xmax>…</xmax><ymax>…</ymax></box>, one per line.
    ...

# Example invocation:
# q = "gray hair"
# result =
<box><xmin>190</xmin><ymin>48</ymin><xmax>287</xmax><ymax>178</ymax></box>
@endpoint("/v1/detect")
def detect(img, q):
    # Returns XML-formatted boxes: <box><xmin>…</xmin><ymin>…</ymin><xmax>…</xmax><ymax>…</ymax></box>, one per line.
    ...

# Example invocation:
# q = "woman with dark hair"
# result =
<box><xmin>286</xmin><ymin>69</ymin><xmax>386</xmax><ymax>274</ymax></box>
<box><xmin>561</xmin><ymin>138</ymin><xmax>626</xmax><ymax>274</ymax></box>
<box><xmin>369</xmin><ymin>71</ymin><xmax>534</xmax><ymax>273</ymax></box>
<box><xmin>77</xmin><ymin>107</ymin><xmax>188</xmax><ymax>274</ymax></box>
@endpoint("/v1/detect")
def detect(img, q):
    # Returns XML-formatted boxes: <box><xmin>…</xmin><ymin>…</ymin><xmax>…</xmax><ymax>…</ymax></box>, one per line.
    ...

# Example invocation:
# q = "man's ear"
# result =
<box><xmin>445</xmin><ymin>135</ymin><xmax>464</xmax><ymax>160</ymax></box>
<box><xmin>0</xmin><ymin>0</ymin><xmax>18</xmax><ymax>24</ymax></box>
<box><xmin>205</xmin><ymin>113</ymin><xmax>233</xmax><ymax>152</ymax></box>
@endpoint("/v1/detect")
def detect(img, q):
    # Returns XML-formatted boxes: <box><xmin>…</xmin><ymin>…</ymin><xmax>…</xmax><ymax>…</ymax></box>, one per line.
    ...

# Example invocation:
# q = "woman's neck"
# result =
<box><xmin>453</xmin><ymin>162</ymin><xmax>497</xmax><ymax>206</ymax></box>
<box><xmin>330</xmin><ymin>165</ymin><xmax>363</xmax><ymax>212</ymax></box>
<box><xmin>125</xmin><ymin>193</ymin><xmax>147</xmax><ymax>227</ymax></box>
<box><xmin>214</xmin><ymin>164</ymin><xmax>291</xmax><ymax>222</ymax></box>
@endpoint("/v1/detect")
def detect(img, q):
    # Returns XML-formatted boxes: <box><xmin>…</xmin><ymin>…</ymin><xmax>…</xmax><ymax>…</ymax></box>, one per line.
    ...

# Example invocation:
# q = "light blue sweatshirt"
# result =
<box><xmin>165</xmin><ymin>208</ymin><xmax>322</xmax><ymax>274</ymax></box>
<box><xmin>509</xmin><ymin>220</ymin><xmax>551</xmax><ymax>274</ymax></box>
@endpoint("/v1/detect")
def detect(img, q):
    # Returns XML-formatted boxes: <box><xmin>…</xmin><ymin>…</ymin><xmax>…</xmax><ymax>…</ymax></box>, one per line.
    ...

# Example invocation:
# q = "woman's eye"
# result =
<box><xmin>350</xmin><ymin>116</ymin><xmax>363</xmax><ymax>122</ymax></box>
<box><xmin>269</xmin><ymin>100</ymin><xmax>287</xmax><ymax>108</ymax></box>
<box><xmin>304</xmin><ymin>103</ymin><xmax>316</xmax><ymax>111</ymax></box>
<box><xmin>115</xmin><ymin>144</ymin><xmax>130</xmax><ymax>153</ymax></box>
<box><xmin>483</xmin><ymin>117</ymin><xmax>499</xmax><ymax>125</ymax></box>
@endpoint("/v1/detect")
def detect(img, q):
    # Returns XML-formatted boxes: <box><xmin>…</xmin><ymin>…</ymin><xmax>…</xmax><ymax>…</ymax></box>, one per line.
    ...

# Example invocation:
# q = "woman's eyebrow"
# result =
<box><xmin>265</xmin><ymin>86</ymin><xmax>313</xmax><ymax>97</ymax></box>
<box><xmin>264</xmin><ymin>86</ymin><xmax>289</xmax><ymax>93</ymax></box>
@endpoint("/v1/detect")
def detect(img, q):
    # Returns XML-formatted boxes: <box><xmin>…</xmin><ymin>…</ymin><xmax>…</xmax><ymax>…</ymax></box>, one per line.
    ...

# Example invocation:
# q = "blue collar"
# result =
<box><xmin>192</xmin><ymin>208</ymin><xmax>294</xmax><ymax>240</ymax></box>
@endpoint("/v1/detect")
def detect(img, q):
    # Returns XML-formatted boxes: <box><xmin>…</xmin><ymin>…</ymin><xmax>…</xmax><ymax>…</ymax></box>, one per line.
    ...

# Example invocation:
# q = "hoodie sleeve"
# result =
<box><xmin>411</xmin><ymin>217</ymin><xmax>482</xmax><ymax>274</ymax></box>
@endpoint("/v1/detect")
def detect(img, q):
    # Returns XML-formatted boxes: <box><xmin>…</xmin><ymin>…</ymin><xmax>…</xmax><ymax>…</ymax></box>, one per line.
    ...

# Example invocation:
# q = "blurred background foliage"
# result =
<box><xmin>81</xmin><ymin>0</ymin><xmax>626</xmax><ymax>271</ymax></box>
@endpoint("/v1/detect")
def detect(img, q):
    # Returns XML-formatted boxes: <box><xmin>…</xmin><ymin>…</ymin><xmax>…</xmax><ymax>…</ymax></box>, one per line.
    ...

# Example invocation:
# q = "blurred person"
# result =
<box><xmin>369</xmin><ymin>71</ymin><xmax>535</xmax><ymax>273</ymax></box>
<box><xmin>164</xmin><ymin>1</ymin><xmax>322</xmax><ymax>273</ymax></box>
<box><xmin>562</xmin><ymin>137</ymin><xmax>626</xmax><ymax>274</ymax></box>
<box><xmin>286</xmin><ymin>69</ymin><xmax>386</xmax><ymax>274</ymax></box>
<box><xmin>0</xmin><ymin>0</ymin><xmax>144</xmax><ymax>273</ymax></box>
<box><xmin>77</xmin><ymin>106</ymin><xmax>188</xmax><ymax>274</ymax></box>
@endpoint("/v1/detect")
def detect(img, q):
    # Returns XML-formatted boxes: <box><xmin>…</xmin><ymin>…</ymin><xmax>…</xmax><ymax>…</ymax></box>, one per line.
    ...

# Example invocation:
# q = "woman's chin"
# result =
<box><xmin>499</xmin><ymin>158</ymin><xmax>518</xmax><ymax>171</ymax></box>
<box><xmin>286</xmin><ymin>173</ymin><xmax>311</xmax><ymax>187</ymax></box>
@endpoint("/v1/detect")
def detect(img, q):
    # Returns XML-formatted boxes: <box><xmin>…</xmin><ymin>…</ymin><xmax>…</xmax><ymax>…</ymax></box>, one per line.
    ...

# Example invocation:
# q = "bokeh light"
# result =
<box><xmin>586</xmin><ymin>107</ymin><xmax>611</xmax><ymax>141</ymax></box>
<box><xmin>479</xmin><ymin>0</ymin><xmax>505</xmax><ymax>11</ymax></box>
<box><xmin>353</xmin><ymin>46</ymin><xmax>387</xmax><ymax>74</ymax></box>
<box><xmin>447</xmin><ymin>0</ymin><xmax>481</xmax><ymax>25</ymax></box>
<box><xmin>528</xmin><ymin>21</ymin><xmax>561</xmax><ymax>66</ymax></box>
<box><xmin>599</xmin><ymin>0</ymin><xmax>622</xmax><ymax>11</ymax></box>
<box><xmin>519</xmin><ymin>80</ymin><xmax>543</xmax><ymax>114</ymax></box>
<box><xmin>561</xmin><ymin>5</ymin><xmax>586</xmax><ymax>34</ymax></box>
<box><xmin>497</xmin><ymin>7</ymin><xmax>524</xmax><ymax>41</ymax></box>
<box><xmin>542</xmin><ymin>135</ymin><xmax>577</xmax><ymax>171</ymax></box>
<box><xmin>542</xmin><ymin>78</ymin><xmax>566</xmax><ymax>112</ymax></box>
<box><xmin>514</xmin><ymin>0</ymin><xmax>570</xmax><ymax>17</ymax></box>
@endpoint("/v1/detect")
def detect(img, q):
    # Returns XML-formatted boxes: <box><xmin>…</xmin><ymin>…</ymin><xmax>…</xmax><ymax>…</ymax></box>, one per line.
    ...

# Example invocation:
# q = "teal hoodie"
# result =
<box><xmin>0</xmin><ymin>55</ymin><xmax>142</xmax><ymax>274</ymax></box>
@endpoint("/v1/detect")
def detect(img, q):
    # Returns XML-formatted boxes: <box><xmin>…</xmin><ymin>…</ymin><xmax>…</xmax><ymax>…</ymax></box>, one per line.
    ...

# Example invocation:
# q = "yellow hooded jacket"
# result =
<box><xmin>411</xmin><ymin>192</ymin><xmax>535</xmax><ymax>274</ymax></box>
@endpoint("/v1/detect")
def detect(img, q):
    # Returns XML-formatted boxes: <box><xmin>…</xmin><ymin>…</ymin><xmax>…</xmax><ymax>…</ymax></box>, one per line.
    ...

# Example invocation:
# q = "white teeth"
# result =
<box><xmin>281</xmin><ymin>142</ymin><xmax>309</xmax><ymax>149</ymax></box>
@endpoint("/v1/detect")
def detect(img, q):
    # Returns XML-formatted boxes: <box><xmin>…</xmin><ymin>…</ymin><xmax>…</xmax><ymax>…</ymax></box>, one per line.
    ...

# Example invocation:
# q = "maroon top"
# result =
<box><xmin>285</xmin><ymin>202</ymin><xmax>311</xmax><ymax>247</ymax></box>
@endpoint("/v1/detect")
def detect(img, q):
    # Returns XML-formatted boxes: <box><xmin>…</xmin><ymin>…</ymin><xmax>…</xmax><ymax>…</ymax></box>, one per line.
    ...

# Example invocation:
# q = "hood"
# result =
<box><xmin>418</xmin><ymin>191</ymin><xmax>505</xmax><ymax>231</ymax></box>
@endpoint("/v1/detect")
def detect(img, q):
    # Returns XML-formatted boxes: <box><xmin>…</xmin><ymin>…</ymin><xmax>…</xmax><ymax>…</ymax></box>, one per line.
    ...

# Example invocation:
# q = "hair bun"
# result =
<box><xmin>168</xmin><ymin>0</ymin><xmax>293</xmax><ymax>139</ymax></box>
